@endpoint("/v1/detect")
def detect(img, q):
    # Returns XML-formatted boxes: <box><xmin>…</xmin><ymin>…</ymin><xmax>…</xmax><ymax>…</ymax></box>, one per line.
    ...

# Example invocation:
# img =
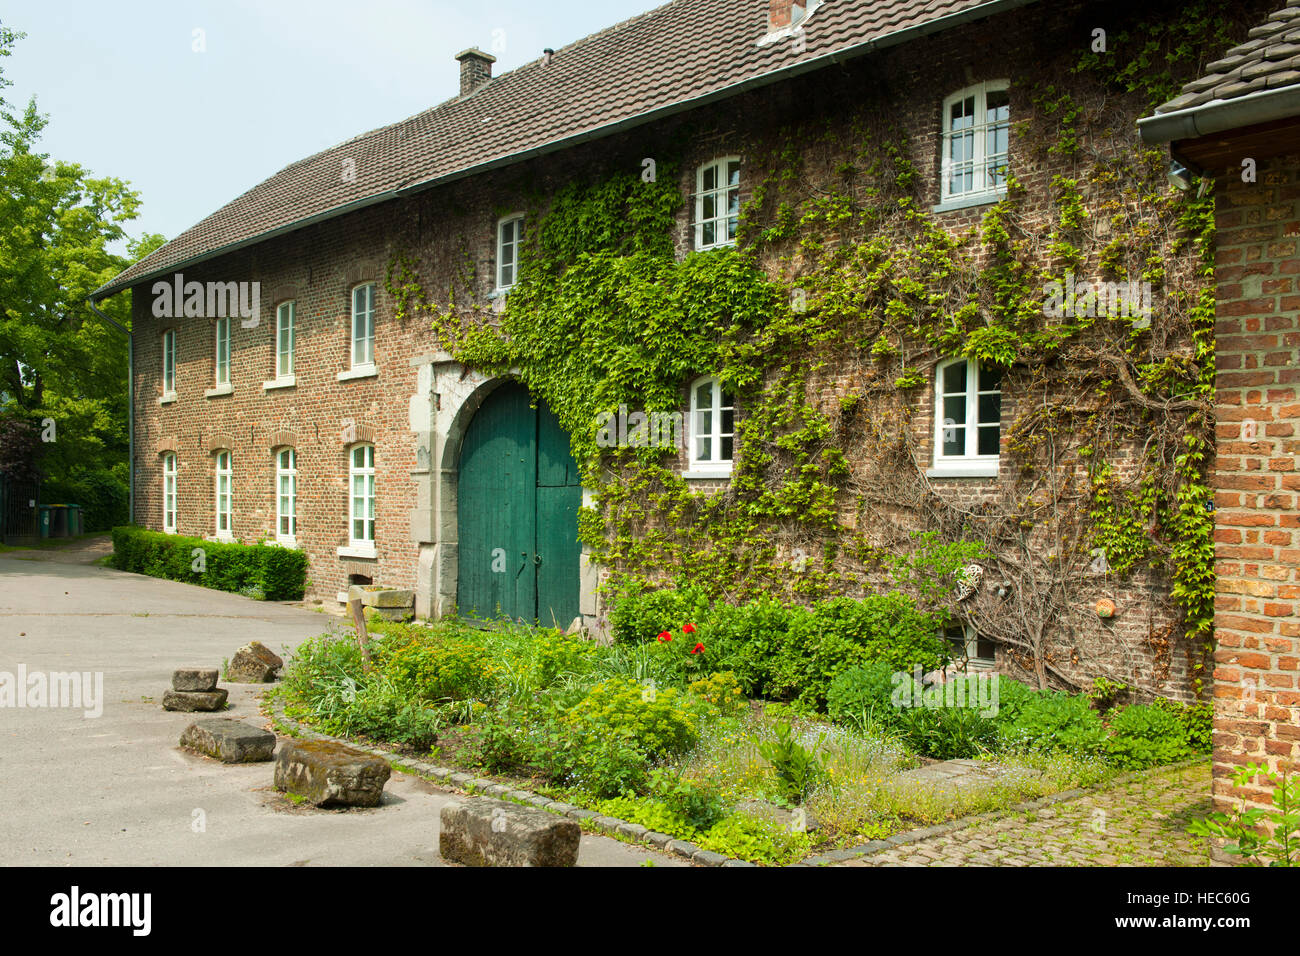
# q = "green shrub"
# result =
<box><xmin>564</xmin><ymin>677</ymin><xmax>708</xmax><ymax>760</ymax></box>
<box><xmin>110</xmin><ymin>526</ymin><xmax>308</xmax><ymax>600</ymax></box>
<box><xmin>897</xmin><ymin>703</ymin><xmax>1000</xmax><ymax>760</ymax></box>
<box><xmin>1153</xmin><ymin>696</ymin><xmax>1212</xmax><ymax>753</ymax></box>
<box><xmin>648</xmin><ymin>769</ymin><xmax>726</xmax><ymax>830</ymax></box>
<box><xmin>697</xmin><ymin>596</ymin><xmax>792</xmax><ymax>695</ymax></box>
<box><xmin>771</xmin><ymin>594</ymin><xmax>947</xmax><ymax>709</ymax></box>
<box><xmin>826</xmin><ymin>661</ymin><xmax>906</xmax><ymax>732</ymax></box>
<box><xmin>1001</xmin><ymin>693</ymin><xmax>1108</xmax><ymax>758</ymax></box>
<box><xmin>1103</xmin><ymin>703</ymin><xmax>1191</xmax><ymax>770</ymax></box>
<box><xmin>385</xmin><ymin>634</ymin><xmax>499</xmax><ymax>702</ymax></box>
<box><xmin>606</xmin><ymin>579</ymin><xmax>710</xmax><ymax>644</ymax></box>
<box><xmin>988</xmin><ymin>676</ymin><xmax>1053</xmax><ymax>725</ymax></box>
<box><xmin>696</xmin><ymin>813</ymin><xmax>813</xmax><ymax>866</ymax></box>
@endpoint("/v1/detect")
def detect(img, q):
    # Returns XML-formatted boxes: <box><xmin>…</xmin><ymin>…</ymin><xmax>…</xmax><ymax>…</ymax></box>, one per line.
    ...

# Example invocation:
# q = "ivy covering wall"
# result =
<box><xmin>387</xmin><ymin>0</ymin><xmax>1259</xmax><ymax>696</ymax></box>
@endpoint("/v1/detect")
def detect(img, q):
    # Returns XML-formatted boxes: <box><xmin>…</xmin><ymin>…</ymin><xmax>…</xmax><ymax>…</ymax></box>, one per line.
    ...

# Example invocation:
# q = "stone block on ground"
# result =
<box><xmin>162</xmin><ymin>689</ymin><xmax>228</xmax><ymax>712</ymax></box>
<box><xmin>357</xmin><ymin>587</ymin><xmax>415</xmax><ymax>609</ymax></box>
<box><xmin>172</xmin><ymin>667</ymin><xmax>218</xmax><ymax>692</ymax></box>
<box><xmin>226</xmin><ymin>641</ymin><xmax>283</xmax><ymax>683</ymax></box>
<box><xmin>180</xmin><ymin>718</ymin><xmax>276</xmax><ymax>763</ymax></box>
<box><xmin>274</xmin><ymin>739</ymin><xmax>391</xmax><ymax>807</ymax></box>
<box><xmin>440</xmin><ymin>799</ymin><xmax>580</xmax><ymax>867</ymax></box>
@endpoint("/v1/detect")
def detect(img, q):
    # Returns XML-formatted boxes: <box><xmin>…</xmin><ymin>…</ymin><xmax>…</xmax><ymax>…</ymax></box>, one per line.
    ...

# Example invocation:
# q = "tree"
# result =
<box><xmin>0</xmin><ymin>24</ymin><xmax>164</xmax><ymax>529</ymax></box>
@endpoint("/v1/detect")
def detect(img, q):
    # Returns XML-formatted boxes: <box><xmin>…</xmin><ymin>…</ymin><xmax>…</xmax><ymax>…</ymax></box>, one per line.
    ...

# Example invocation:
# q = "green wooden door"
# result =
<box><xmin>457</xmin><ymin>382</ymin><xmax>581</xmax><ymax>626</ymax></box>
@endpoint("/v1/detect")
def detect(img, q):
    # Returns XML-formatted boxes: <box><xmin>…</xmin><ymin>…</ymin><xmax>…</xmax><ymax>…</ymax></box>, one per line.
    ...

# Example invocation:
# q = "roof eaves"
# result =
<box><xmin>1138</xmin><ymin>83</ymin><xmax>1300</xmax><ymax>145</ymax></box>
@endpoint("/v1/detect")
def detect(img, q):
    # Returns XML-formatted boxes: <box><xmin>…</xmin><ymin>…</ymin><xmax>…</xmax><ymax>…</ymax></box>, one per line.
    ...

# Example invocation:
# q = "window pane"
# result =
<box><xmin>943</xmin><ymin>395</ymin><xmax>967</xmax><ymax>425</ymax></box>
<box><xmin>726</xmin><ymin>160</ymin><xmax>740</xmax><ymax>187</ymax></box>
<box><xmin>721</xmin><ymin>408</ymin><xmax>734</xmax><ymax>434</ymax></box>
<box><xmin>942</xmin><ymin>362</ymin><xmax>967</xmax><ymax>394</ymax></box>
<box><xmin>721</xmin><ymin>436</ymin><xmax>733</xmax><ymax>460</ymax></box>
<box><xmin>697</xmin><ymin>436</ymin><xmax>711</xmax><ymax>461</ymax></box>
<box><xmin>976</xmin><ymin>637</ymin><xmax>996</xmax><ymax>661</ymax></box>
<box><xmin>978</xmin><ymin>365</ymin><xmax>1002</xmax><ymax>392</ymax></box>
<box><xmin>977</xmin><ymin>424</ymin><xmax>1000</xmax><ymax>457</ymax></box>
<box><xmin>978</xmin><ymin>392</ymin><xmax>1001</xmax><ymax>426</ymax></box>
<box><xmin>943</xmin><ymin>425</ymin><xmax>965</xmax><ymax>457</ymax></box>
<box><xmin>702</xmin><ymin>165</ymin><xmax>716</xmax><ymax>192</ymax></box>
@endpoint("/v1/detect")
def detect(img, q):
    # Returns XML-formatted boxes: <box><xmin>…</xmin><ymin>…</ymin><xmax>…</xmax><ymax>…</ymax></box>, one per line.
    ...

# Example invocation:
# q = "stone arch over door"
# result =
<box><xmin>422</xmin><ymin>360</ymin><xmax>600</xmax><ymax>630</ymax></box>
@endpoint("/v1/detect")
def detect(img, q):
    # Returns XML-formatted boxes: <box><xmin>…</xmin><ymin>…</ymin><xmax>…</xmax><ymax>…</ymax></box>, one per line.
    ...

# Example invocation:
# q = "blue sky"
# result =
<box><xmin>3</xmin><ymin>0</ymin><xmax>657</xmax><ymax>248</ymax></box>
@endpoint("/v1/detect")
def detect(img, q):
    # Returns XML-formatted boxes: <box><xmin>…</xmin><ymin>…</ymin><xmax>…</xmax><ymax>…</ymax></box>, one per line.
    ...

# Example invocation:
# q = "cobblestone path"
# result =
<box><xmin>838</xmin><ymin>761</ymin><xmax>1218</xmax><ymax>867</ymax></box>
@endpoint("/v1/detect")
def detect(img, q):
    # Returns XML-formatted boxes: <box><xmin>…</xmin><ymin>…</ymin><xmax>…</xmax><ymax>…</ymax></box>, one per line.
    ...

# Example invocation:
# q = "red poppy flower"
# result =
<box><xmin>657</xmin><ymin>631</ymin><xmax>672</xmax><ymax>642</ymax></box>
<box><xmin>683</xmin><ymin>623</ymin><xmax>697</xmax><ymax>634</ymax></box>
<box><xmin>690</xmin><ymin>642</ymin><xmax>705</xmax><ymax>655</ymax></box>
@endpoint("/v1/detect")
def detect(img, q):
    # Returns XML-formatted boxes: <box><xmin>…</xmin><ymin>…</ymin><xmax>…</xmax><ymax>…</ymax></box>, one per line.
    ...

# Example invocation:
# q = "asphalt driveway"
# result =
<box><xmin>0</xmin><ymin>545</ymin><xmax>678</xmax><ymax>867</ymax></box>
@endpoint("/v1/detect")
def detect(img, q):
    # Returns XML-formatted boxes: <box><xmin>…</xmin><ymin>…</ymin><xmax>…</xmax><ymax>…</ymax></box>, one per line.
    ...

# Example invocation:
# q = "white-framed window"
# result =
<box><xmin>351</xmin><ymin>284</ymin><xmax>375</xmax><ymax>368</ymax></box>
<box><xmin>933</xmin><ymin>357</ymin><xmax>1002</xmax><ymax>474</ymax></box>
<box><xmin>276</xmin><ymin>447</ymin><xmax>297</xmax><ymax>542</ymax></box>
<box><xmin>214</xmin><ymin>450</ymin><xmax>232</xmax><ymax>538</ymax></box>
<box><xmin>162</xmin><ymin>329</ymin><xmax>176</xmax><ymax>395</ymax></box>
<box><xmin>941</xmin><ymin>81</ymin><xmax>1010</xmax><ymax>203</ymax></box>
<box><xmin>214</xmin><ymin>317</ymin><xmax>231</xmax><ymax>386</ymax></box>
<box><xmin>162</xmin><ymin>453</ymin><xmax>177</xmax><ymax>534</ymax></box>
<box><xmin>695</xmin><ymin>157</ymin><xmax>741</xmax><ymax>250</ymax></box>
<box><xmin>276</xmin><ymin>301</ymin><xmax>295</xmax><ymax>378</ymax></box>
<box><xmin>496</xmin><ymin>214</ymin><xmax>524</xmax><ymax>291</ymax></box>
<box><xmin>349</xmin><ymin>444</ymin><xmax>375</xmax><ymax>546</ymax></box>
<box><xmin>688</xmin><ymin>375</ymin><xmax>735</xmax><ymax>475</ymax></box>
<box><xmin>944</xmin><ymin>622</ymin><xmax>996</xmax><ymax>671</ymax></box>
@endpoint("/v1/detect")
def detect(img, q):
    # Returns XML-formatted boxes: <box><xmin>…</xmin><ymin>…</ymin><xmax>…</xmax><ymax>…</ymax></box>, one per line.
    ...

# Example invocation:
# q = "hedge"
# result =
<box><xmin>110</xmin><ymin>526</ymin><xmax>309</xmax><ymax>600</ymax></box>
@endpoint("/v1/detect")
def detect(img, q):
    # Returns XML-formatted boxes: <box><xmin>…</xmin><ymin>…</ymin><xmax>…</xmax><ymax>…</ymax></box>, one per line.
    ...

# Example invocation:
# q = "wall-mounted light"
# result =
<box><xmin>1168</xmin><ymin>160</ymin><xmax>1192</xmax><ymax>192</ymax></box>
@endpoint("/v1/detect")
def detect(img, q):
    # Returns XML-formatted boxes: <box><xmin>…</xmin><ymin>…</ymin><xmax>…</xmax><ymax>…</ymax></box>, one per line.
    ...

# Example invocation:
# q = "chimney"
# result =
<box><xmin>768</xmin><ymin>0</ymin><xmax>808</xmax><ymax>31</ymax></box>
<box><xmin>455</xmin><ymin>48</ymin><xmax>496</xmax><ymax>96</ymax></box>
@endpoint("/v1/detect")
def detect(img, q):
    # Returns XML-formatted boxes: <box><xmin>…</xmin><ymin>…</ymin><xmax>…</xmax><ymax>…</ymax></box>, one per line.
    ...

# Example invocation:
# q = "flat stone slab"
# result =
<box><xmin>894</xmin><ymin>757</ymin><xmax>1013</xmax><ymax>795</ymax></box>
<box><xmin>357</xmin><ymin>587</ymin><xmax>415</xmax><ymax>609</ymax></box>
<box><xmin>440</xmin><ymin>799</ymin><xmax>580</xmax><ymax>867</ymax></box>
<box><xmin>172</xmin><ymin>667</ymin><xmax>218</xmax><ymax>692</ymax></box>
<box><xmin>274</xmin><ymin>739</ymin><xmax>391</xmax><ymax>807</ymax></box>
<box><xmin>180</xmin><ymin>719</ymin><xmax>276</xmax><ymax>763</ymax></box>
<box><xmin>162</xmin><ymin>689</ymin><xmax>228</xmax><ymax>712</ymax></box>
<box><xmin>227</xmin><ymin>641</ymin><xmax>283</xmax><ymax>683</ymax></box>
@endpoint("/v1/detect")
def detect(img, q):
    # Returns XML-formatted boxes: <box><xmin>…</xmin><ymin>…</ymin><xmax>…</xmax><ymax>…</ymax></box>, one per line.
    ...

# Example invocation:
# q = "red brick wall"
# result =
<box><xmin>1212</xmin><ymin>150</ymin><xmax>1300</xmax><ymax>811</ymax></box>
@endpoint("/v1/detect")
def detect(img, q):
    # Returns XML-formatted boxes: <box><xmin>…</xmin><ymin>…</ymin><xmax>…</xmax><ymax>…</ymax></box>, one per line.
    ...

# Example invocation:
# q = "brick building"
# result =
<box><xmin>1140</xmin><ymin>0</ymin><xmax>1300</xmax><ymax>811</ymax></box>
<box><xmin>93</xmin><ymin>0</ymin><xmax>1263</xmax><ymax>702</ymax></box>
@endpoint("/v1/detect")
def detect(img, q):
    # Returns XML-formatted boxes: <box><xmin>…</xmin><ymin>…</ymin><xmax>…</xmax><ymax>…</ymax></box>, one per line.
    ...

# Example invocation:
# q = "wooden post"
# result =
<box><xmin>346</xmin><ymin>585</ymin><xmax>373</xmax><ymax>672</ymax></box>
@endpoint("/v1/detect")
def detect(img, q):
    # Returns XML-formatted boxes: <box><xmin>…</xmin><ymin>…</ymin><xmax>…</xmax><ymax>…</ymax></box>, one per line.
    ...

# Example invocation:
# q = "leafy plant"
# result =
<box><xmin>757</xmin><ymin>722</ymin><xmax>826</xmax><ymax>804</ymax></box>
<box><xmin>1188</xmin><ymin>763</ymin><xmax>1298</xmax><ymax>867</ymax></box>
<box><xmin>1102</xmin><ymin>703</ymin><xmax>1190</xmax><ymax>769</ymax></box>
<box><xmin>1000</xmin><ymin>693</ymin><xmax>1108</xmax><ymax>758</ymax></box>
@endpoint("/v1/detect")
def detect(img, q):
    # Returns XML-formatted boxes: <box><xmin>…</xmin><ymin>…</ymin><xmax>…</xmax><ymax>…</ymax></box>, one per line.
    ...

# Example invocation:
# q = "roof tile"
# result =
<box><xmin>1155</xmin><ymin>0</ymin><xmax>1300</xmax><ymax>115</ymax></box>
<box><xmin>97</xmin><ymin>0</ymin><xmax>1007</xmax><ymax>296</ymax></box>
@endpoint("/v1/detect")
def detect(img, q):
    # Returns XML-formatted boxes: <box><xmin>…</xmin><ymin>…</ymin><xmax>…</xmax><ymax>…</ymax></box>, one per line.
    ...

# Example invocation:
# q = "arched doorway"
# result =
<box><xmin>456</xmin><ymin>380</ymin><xmax>582</xmax><ymax>627</ymax></box>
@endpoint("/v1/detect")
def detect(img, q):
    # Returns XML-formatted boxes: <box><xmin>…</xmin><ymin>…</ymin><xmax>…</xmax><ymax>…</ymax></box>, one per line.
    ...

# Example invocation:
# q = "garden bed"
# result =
<box><xmin>276</xmin><ymin>600</ymin><xmax>1210</xmax><ymax>866</ymax></box>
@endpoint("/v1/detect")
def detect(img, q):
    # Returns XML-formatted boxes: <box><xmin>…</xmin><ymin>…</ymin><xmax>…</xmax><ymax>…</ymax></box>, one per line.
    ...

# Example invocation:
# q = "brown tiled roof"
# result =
<box><xmin>1153</xmin><ymin>0</ymin><xmax>1300</xmax><ymax>114</ymax></box>
<box><xmin>96</xmin><ymin>0</ymin><xmax>1023</xmax><ymax>298</ymax></box>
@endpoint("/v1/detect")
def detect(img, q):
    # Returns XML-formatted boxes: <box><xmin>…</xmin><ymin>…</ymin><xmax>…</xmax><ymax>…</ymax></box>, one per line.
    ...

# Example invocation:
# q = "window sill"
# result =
<box><xmin>683</xmin><ymin>466</ymin><xmax>733</xmax><ymax>480</ymax></box>
<box><xmin>338</xmin><ymin>544</ymin><xmax>377</xmax><ymax>559</ymax></box>
<box><xmin>274</xmin><ymin>535</ymin><xmax>297</xmax><ymax>548</ymax></box>
<box><xmin>488</xmin><ymin>287</ymin><xmax>513</xmax><ymax>299</ymax></box>
<box><xmin>263</xmin><ymin>375</ymin><xmax>296</xmax><ymax>391</ymax></box>
<box><xmin>695</xmin><ymin>241</ymin><xmax>738</xmax><ymax>254</ymax></box>
<box><xmin>158</xmin><ymin>392</ymin><xmax>178</xmax><ymax>406</ymax></box>
<box><xmin>210</xmin><ymin>532</ymin><xmax>235</xmax><ymax>544</ymax></box>
<box><xmin>337</xmin><ymin>365</ymin><xmax>377</xmax><ymax>382</ymax></box>
<box><xmin>931</xmin><ymin>191</ymin><xmax>1006</xmax><ymax>214</ymax></box>
<box><xmin>204</xmin><ymin>383</ymin><xmax>233</xmax><ymax>398</ymax></box>
<box><xmin>927</xmin><ymin>463</ymin><xmax>999</xmax><ymax>478</ymax></box>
